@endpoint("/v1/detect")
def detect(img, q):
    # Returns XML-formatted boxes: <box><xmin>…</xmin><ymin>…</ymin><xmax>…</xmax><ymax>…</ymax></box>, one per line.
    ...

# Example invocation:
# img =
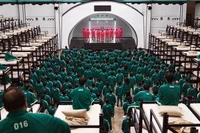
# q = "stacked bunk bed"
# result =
<box><xmin>0</xmin><ymin>17</ymin><xmax>58</xmax><ymax>90</ymax></box>
<box><xmin>129</xmin><ymin>100</ymin><xmax>200</xmax><ymax>133</ymax></box>
<box><xmin>149</xmin><ymin>25</ymin><xmax>200</xmax><ymax>88</ymax></box>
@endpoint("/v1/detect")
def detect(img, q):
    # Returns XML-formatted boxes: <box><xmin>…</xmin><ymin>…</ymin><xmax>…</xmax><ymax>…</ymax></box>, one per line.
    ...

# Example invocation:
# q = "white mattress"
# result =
<box><xmin>11</xmin><ymin>47</ymin><xmax>37</xmax><ymax>51</ymax></box>
<box><xmin>190</xmin><ymin>103</ymin><xmax>200</xmax><ymax>117</ymax></box>
<box><xmin>142</xmin><ymin>103</ymin><xmax>200</xmax><ymax>133</ymax></box>
<box><xmin>0</xmin><ymin>104</ymin><xmax>40</xmax><ymax>120</ymax></box>
<box><xmin>0</xmin><ymin>59</ymin><xmax>18</xmax><ymax>65</ymax></box>
<box><xmin>167</xmin><ymin>42</ymin><xmax>181</xmax><ymax>46</ymax></box>
<box><xmin>54</xmin><ymin>104</ymin><xmax>101</xmax><ymax>133</ymax></box>
<box><xmin>12</xmin><ymin>52</ymin><xmax>31</xmax><ymax>57</ymax></box>
<box><xmin>182</xmin><ymin>51</ymin><xmax>200</xmax><ymax>57</ymax></box>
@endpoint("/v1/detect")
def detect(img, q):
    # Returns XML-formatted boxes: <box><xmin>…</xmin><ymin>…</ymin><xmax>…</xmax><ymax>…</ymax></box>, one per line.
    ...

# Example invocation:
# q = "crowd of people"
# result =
<box><xmin>1</xmin><ymin>47</ymin><xmax>200</xmax><ymax>133</ymax></box>
<box><xmin>83</xmin><ymin>28</ymin><xmax>123</xmax><ymax>42</ymax></box>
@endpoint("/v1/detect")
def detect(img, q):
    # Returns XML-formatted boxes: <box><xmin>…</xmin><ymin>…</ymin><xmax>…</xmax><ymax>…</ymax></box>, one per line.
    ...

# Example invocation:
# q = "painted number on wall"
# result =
<box><xmin>13</xmin><ymin>120</ymin><xmax>29</xmax><ymax>130</ymax></box>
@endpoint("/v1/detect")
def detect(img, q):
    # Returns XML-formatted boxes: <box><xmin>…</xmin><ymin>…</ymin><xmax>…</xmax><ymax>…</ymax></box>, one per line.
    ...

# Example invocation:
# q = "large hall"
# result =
<box><xmin>0</xmin><ymin>0</ymin><xmax>200</xmax><ymax>133</ymax></box>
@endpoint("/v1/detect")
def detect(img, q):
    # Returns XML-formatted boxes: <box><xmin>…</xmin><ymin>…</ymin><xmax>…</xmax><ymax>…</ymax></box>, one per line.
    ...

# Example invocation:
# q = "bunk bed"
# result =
<box><xmin>0</xmin><ymin>58</ymin><xmax>24</xmax><ymax>84</ymax></box>
<box><xmin>0</xmin><ymin>67</ymin><xmax>12</xmax><ymax>91</ymax></box>
<box><xmin>130</xmin><ymin>101</ymin><xmax>200</xmax><ymax>133</ymax></box>
<box><xmin>54</xmin><ymin>101</ymin><xmax>104</xmax><ymax>133</ymax></box>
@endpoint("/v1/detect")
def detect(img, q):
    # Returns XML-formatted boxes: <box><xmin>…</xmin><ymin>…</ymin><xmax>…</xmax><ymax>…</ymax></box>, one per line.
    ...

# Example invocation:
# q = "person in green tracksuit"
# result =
<box><xmin>182</xmin><ymin>79</ymin><xmax>190</xmax><ymax>98</ymax></box>
<box><xmin>129</xmin><ymin>72</ymin><xmax>136</xmax><ymax>89</ymax></box>
<box><xmin>35</xmin><ymin>79</ymin><xmax>44</xmax><ymax>99</ymax></box>
<box><xmin>133</xmin><ymin>82</ymin><xmax>143</xmax><ymax>95</ymax></box>
<box><xmin>174</xmin><ymin>68</ymin><xmax>181</xmax><ymax>81</ymax></box>
<box><xmin>123</xmin><ymin>78</ymin><xmax>131</xmax><ymax>94</ymax></box>
<box><xmin>103</xmin><ymin>119</ymin><xmax>110</xmax><ymax>133</ymax></box>
<box><xmin>103</xmin><ymin>82</ymin><xmax>111</xmax><ymax>100</ymax></box>
<box><xmin>196</xmin><ymin>89</ymin><xmax>200</xmax><ymax>101</ymax></box>
<box><xmin>23</xmin><ymin>84</ymin><xmax>38</xmax><ymax>108</ymax></box>
<box><xmin>84</xmin><ymin>67</ymin><xmax>93</xmax><ymax>80</ymax></box>
<box><xmin>135</xmin><ymin>71</ymin><xmax>143</xmax><ymax>84</ymax></box>
<box><xmin>116</xmin><ymin>70</ymin><xmax>124</xmax><ymax>84</ymax></box>
<box><xmin>0</xmin><ymin>87</ymin><xmax>71</xmax><ymax>133</ymax></box>
<box><xmin>134</xmin><ymin>84</ymin><xmax>154</xmax><ymax>102</ymax></box>
<box><xmin>48</xmin><ymin>103</ymin><xmax>57</xmax><ymax>116</ymax></box>
<box><xmin>116</xmin><ymin>82</ymin><xmax>124</xmax><ymax>107</ymax></box>
<box><xmin>108</xmin><ymin>72</ymin><xmax>116</xmax><ymax>90</ymax></box>
<box><xmin>59</xmin><ymin>90</ymin><xmax>69</xmax><ymax>101</ymax></box>
<box><xmin>96</xmin><ymin>78</ymin><xmax>104</xmax><ymax>96</ymax></box>
<box><xmin>0</xmin><ymin>90</ymin><xmax>4</xmax><ymax>108</ymax></box>
<box><xmin>70</xmin><ymin>77</ymin><xmax>92</xmax><ymax>111</ymax></box>
<box><xmin>102</xmin><ymin>99</ymin><xmax>113</xmax><ymax>130</ymax></box>
<box><xmin>158</xmin><ymin>72</ymin><xmax>180</xmax><ymax>106</ymax></box>
<box><xmin>105</xmin><ymin>89</ymin><xmax>116</xmax><ymax>116</ymax></box>
<box><xmin>187</xmin><ymin>84</ymin><xmax>197</xmax><ymax>99</ymax></box>
<box><xmin>123</xmin><ymin>96</ymin><xmax>132</xmax><ymax>115</ymax></box>
<box><xmin>122</xmin><ymin>114</ymin><xmax>134</xmax><ymax>133</ymax></box>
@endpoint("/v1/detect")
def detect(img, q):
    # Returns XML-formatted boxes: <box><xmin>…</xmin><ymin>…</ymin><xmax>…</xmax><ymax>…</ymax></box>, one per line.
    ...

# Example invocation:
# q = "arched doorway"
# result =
<box><xmin>68</xmin><ymin>13</ymin><xmax>138</xmax><ymax>49</ymax></box>
<box><xmin>61</xmin><ymin>1</ymin><xmax>144</xmax><ymax>49</ymax></box>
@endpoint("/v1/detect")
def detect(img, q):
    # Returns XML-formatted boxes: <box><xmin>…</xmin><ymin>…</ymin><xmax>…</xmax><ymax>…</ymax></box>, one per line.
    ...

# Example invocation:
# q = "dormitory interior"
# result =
<box><xmin>0</xmin><ymin>0</ymin><xmax>200</xmax><ymax>133</ymax></box>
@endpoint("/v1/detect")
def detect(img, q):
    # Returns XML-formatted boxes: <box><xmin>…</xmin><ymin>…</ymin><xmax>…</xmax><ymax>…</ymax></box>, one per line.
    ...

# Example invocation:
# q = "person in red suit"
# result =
<box><xmin>101</xmin><ymin>30</ymin><xmax>104</xmax><ymax>42</ymax></box>
<box><xmin>97</xmin><ymin>29</ymin><xmax>100</xmax><ymax>42</ymax></box>
<box><xmin>82</xmin><ymin>28</ymin><xmax>86</xmax><ymax>41</ymax></box>
<box><xmin>115</xmin><ymin>29</ymin><xmax>119</xmax><ymax>41</ymax></box>
<box><xmin>105</xmin><ymin>29</ymin><xmax>109</xmax><ymax>41</ymax></box>
<box><xmin>92</xmin><ymin>28</ymin><xmax>95</xmax><ymax>40</ymax></box>
<box><xmin>86</xmin><ymin>29</ymin><xmax>90</xmax><ymax>42</ymax></box>
<box><xmin>109</xmin><ymin>28</ymin><xmax>113</xmax><ymax>40</ymax></box>
<box><xmin>119</xmin><ymin>28</ymin><xmax>123</xmax><ymax>41</ymax></box>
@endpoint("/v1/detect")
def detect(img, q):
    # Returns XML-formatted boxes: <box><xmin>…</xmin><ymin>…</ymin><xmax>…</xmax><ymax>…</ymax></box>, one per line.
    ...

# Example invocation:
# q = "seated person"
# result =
<box><xmin>70</xmin><ymin>77</ymin><xmax>92</xmax><ymax>111</ymax></box>
<box><xmin>158</xmin><ymin>72</ymin><xmax>180</xmax><ymax>106</ymax></box>
<box><xmin>0</xmin><ymin>87</ymin><xmax>71</xmax><ymax>133</ymax></box>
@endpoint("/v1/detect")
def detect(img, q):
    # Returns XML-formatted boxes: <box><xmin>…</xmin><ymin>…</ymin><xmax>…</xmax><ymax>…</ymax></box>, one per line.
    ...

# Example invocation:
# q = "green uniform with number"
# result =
<box><xmin>70</xmin><ymin>85</ymin><xmax>92</xmax><ymax>111</ymax></box>
<box><xmin>158</xmin><ymin>83</ymin><xmax>180</xmax><ymax>106</ymax></box>
<box><xmin>0</xmin><ymin>110</ymin><xmax>71</xmax><ymax>133</ymax></box>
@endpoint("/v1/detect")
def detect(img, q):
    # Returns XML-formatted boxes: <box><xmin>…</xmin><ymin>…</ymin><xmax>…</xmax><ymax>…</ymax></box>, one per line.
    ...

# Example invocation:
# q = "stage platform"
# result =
<box><xmin>69</xmin><ymin>37</ymin><xmax>136</xmax><ymax>50</ymax></box>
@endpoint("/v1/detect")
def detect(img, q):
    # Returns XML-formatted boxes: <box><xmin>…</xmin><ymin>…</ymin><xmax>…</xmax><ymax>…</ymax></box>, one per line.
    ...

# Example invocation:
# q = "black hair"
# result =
<box><xmin>2</xmin><ymin>87</ymin><xmax>26</xmax><ymax>111</ymax></box>
<box><xmin>79</xmin><ymin>77</ymin><xmax>87</xmax><ymax>86</ymax></box>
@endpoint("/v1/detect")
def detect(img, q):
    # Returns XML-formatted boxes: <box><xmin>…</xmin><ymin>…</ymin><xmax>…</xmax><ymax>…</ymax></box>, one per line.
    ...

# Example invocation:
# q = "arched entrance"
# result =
<box><xmin>61</xmin><ymin>1</ymin><xmax>144</xmax><ymax>49</ymax></box>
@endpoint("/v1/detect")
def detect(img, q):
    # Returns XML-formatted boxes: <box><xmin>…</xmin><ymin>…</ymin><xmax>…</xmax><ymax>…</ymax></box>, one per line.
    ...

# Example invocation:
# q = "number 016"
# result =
<box><xmin>14</xmin><ymin>120</ymin><xmax>29</xmax><ymax>130</ymax></box>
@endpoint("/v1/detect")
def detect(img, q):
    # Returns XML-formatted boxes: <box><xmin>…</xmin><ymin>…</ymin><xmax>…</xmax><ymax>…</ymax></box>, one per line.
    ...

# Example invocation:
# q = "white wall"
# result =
<box><xmin>0</xmin><ymin>4</ymin><xmax>18</xmax><ymax>19</ymax></box>
<box><xmin>195</xmin><ymin>3</ymin><xmax>200</xmax><ymax>17</ymax></box>
<box><xmin>151</xmin><ymin>4</ymin><xmax>187</xmax><ymax>34</ymax></box>
<box><xmin>61</xmin><ymin>1</ymin><xmax>144</xmax><ymax>49</ymax></box>
<box><xmin>25</xmin><ymin>4</ymin><xmax>55</xmax><ymax>34</ymax></box>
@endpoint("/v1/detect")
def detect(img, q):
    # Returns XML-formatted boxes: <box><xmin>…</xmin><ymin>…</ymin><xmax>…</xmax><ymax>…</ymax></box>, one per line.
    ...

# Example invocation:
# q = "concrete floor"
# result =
<box><xmin>110</xmin><ymin>107</ymin><xmax>124</xmax><ymax>133</ymax></box>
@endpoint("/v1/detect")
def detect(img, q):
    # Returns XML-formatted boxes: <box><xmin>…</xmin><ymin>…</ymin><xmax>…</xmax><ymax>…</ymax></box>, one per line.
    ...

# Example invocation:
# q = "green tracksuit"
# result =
<box><xmin>116</xmin><ymin>85</ymin><xmax>124</xmax><ymax>107</ymax></box>
<box><xmin>0</xmin><ymin>110</ymin><xmax>71</xmax><ymax>133</ymax></box>
<box><xmin>23</xmin><ymin>90</ymin><xmax>37</xmax><ymax>108</ymax></box>
<box><xmin>122</xmin><ymin>117</ymin><xmax>134</xmax><ymax>133</ymax></box>
<box><xmin>134</xmin><ymin>90</ymin><xmax>154</xmax><ymax>102</ymax></box>
<box><xmin>158</xmin><ymin>83</ymin><xmax>180</xmax><ymax>105</ymax></box>
<box><xmin>103</xmin><ymin>103</ymin><xmax>113</xmax><ymax>130</ymax></box>
<box><xmin>70</xmin><ymin>85</ymin><xmax>92</xmax><ymax>111</ymax></box>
